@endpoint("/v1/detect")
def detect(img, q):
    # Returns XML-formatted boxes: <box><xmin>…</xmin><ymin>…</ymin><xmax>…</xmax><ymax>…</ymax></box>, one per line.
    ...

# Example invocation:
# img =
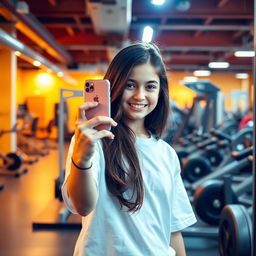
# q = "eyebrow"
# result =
<box><xmin>127</xmin><ymin>79</ymin><xmax>159</xmax><ymax>84</ymax></box>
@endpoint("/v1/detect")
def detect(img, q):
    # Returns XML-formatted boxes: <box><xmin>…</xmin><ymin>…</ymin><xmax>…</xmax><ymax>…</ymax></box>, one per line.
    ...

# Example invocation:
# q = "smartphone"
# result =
<box><xmin>84</xmin><ymin>79</ymin><xmax>111</xmax><ymax>131</ymax></box>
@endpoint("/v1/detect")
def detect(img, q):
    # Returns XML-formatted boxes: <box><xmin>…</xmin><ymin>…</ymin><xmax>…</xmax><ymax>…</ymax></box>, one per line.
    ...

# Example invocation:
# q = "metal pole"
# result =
<box><xmin>58</xmin><ymin>89</ymin><xmax>83</xmax><ymax>182</ymax></box>
<box><xmin>58</xmin><ymin>88</ymin><xmax>65</xmax><ymax>182</ymax></box>
<box><xmin>252</xmin><ymin>1</ymin><xmax>255</xmax><ymax>255</ymax></box>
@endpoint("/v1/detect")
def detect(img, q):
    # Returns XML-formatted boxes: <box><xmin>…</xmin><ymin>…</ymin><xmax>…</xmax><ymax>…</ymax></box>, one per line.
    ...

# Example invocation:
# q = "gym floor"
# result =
<box><xmin>0</xmin><ymin>144</ymin><xmax>219</xmax><ymax>256</ymax></box>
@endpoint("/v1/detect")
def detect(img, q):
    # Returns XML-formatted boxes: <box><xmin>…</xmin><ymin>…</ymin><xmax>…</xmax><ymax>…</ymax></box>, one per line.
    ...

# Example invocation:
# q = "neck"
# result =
<box><xmin>123</xmin><ymin>119</ymin><xmax>149</xmax><ymax>138</ymax></box>
<box><xmin>134</xmin><ymin>131</ymin><xmax>150</xmax><ymax>138</ymax></box>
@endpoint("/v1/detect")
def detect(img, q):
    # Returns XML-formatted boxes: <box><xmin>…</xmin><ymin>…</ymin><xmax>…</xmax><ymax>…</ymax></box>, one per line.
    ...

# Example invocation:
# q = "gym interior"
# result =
<box><xmin>0</xmin><ymin>0</ymin><xmax>255</xmax><ymax>255</ymax></box>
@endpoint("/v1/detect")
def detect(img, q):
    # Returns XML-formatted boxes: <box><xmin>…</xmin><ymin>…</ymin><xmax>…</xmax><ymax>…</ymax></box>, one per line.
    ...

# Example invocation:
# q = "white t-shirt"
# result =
<box><xmin>62</xmin><ymin>135</ymin><xmax>196</xmax><ymax>256</ymax></box>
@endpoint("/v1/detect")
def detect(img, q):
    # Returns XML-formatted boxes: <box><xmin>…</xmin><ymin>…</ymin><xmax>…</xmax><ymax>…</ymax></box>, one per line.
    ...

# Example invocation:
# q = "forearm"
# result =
<box><xmin>67</xmin><ymin>163</ymin><xmax>98</xmax><ymax>216</ymax></box>
<box><xmin>65</xmin><ymin>102</ymin><xmax>116</xmax><ymax>216</ymax></box>
<box><xmin>170</xmin><ymin>231</ymin><xmax>186</xmax><ymax>256</ymax></box>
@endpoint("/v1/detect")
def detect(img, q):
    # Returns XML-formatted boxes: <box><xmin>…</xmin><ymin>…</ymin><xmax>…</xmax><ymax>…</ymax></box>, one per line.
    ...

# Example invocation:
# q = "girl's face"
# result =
<box><xmin>121</xmin><ymin>63</ymin><xmax>160</xmax><ymax>126</ymax></box>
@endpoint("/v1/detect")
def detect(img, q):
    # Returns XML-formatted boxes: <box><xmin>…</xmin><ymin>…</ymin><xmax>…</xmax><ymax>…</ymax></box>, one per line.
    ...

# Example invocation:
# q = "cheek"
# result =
<box><xmin>147</xmin><ymin>97</ymin><xmax>157</xmax><ymax>109</ymax></box>
<box><xmin>150</xmin><ymin>92</ymin><xmax>160</xmax><ymax>106</ymax></box>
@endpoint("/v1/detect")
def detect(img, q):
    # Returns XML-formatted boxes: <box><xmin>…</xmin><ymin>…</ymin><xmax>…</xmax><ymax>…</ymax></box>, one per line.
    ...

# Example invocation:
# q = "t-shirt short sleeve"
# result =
<box><xmin>170</xmin><ymin>151</ymin><xmax>197</xmax><ymax>232</ymax></box>
<box><xmin>61</xmin><ymin>136</ymin><xmax>102</xmax><ymax>214</ymax></box>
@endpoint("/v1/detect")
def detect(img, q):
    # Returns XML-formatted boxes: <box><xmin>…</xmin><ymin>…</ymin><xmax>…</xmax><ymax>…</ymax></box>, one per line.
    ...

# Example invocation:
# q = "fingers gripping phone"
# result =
<box><xmin>84</xmin><ymin>79</ymin><xmax>111</xmax><ymax>131</ymax></box>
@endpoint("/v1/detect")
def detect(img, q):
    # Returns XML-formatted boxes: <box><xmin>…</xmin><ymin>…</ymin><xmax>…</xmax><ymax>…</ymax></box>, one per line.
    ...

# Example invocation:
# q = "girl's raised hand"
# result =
<box><xmin>72</xmin><ymin>102</ymin><xmax>117</xmax><ymax>167</ymax></box>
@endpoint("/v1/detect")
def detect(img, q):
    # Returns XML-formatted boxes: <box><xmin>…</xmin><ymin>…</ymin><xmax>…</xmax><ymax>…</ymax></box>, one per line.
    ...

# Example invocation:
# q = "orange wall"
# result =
<box><xmin>167</xmin><ymin>72</ymin><xmax>252</xmax><ymax>110</ymax></box>
<box><xmin>16</xmin><ymin>69</ymin><xmax>103</xmax><ymax>133</ymax></box>
<box><xmin>16</xmin><ymin>69</ymin><xmax>252</xmax><ymax>135</ymax></box>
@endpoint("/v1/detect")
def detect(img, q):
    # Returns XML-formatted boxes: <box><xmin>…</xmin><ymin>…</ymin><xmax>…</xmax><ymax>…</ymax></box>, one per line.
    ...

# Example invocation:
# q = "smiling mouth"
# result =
<box><xmin>129</xmin><ymin>103</ymin><xmax>147</xmax><ymax>109</ymax></box>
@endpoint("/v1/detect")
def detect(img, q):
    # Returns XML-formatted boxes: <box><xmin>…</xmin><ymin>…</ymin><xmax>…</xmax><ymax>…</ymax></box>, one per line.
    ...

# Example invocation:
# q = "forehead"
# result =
<box><xmin>129</xmin><ymin>63</ymin><xmax>159</xmax><ymax>83</ymax></box>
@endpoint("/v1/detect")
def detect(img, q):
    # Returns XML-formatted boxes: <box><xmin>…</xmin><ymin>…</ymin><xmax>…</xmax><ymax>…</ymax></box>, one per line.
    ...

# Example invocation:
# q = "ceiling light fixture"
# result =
<box><xmin>208</xmin><ymin>62</ymin><xmax>230</xmax><ymax>69</ymax></box>
<box><xmin>193</xmin><ymin>70</ymin><xmax>211</xmax><ymax>77</ymax></box>
<box><xmin>57</xmin><ymin>72</ymin><xmax>64</xmax><ymax>77</ymax></box>
<box><xmin>151</xmin><ymin>0</ymin><xmax>165</xmax><ymax>5</ymax></box>
<box><xmin>234</xmin><ymin>51</ymin><xmax>255</xmax><ymax>57</ymax></box>
<box><xmin>142</xmin><ymin>26</ymin><xmax>153</xmax><ymax>43</ymax></box>
<box><xmin>14</xmin><ymin>51</ymin><xmax>21</xmax><ymax>56</ymax></box>
<box><xmin>183</xmin><ymin>76</ymin><xmax>198</xmax><ymax>82</ymax></box>
<box><xmin>235</xmin><ymin>73</ymin><xmax>249</xmax><ymax>79</ymax></box>
<box><xmin>33</xmin><ymin>60</ymin><xmax>41</xmax><ymax>67</ymax></box>
<box><xmin>175</xmin><ymin>0</ymin><xmax>191</xmax><ymax>11</ymax></box>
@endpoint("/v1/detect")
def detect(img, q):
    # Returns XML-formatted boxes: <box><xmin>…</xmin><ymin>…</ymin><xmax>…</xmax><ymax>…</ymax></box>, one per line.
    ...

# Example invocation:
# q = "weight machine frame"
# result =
<box><xmin>33</xmin><ymin>88</ymin><xmax>83</xmax><ymax>230</ymax></box>
<box><xmin>173</xmin><ymin>80</ymin><xmax>224</xmax><ymax>144</ymax></box>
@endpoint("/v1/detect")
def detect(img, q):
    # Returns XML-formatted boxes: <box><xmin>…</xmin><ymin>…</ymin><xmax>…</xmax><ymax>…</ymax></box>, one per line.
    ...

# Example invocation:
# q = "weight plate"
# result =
<box><xmin>182</xmin><ymin>156</ymin><xmax>212</xmax><ymax>182</ymax></box>
<box><xmin>194</xmin><ymin>180</ymin><xmax>238</xmax><ymax>226</ymax></box>
<box><xmin>194</xmin><ymin>180</ymin><xmax>225</xmax><ymax>225</ymax></box>
<box><xmin>204</xmin><ymin>149</ymin><xmax>223</xmax><ymax>167</ymax></box>
<box><xmin>218</xmin><ymin>204</ymin><xmax>252</xmax><ymax>256</ymax></box>
<box><xmin>5</xmin><ymin>153</ymin><xmax>22</xmax><ymax>171</ymax></box>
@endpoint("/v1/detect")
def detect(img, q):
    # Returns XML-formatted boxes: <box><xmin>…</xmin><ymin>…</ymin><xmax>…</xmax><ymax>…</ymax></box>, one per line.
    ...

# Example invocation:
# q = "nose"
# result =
<box><xmin>133</xmin><ymin>87</ymin><xmax>145</xmax><ymax>101</ymax></box>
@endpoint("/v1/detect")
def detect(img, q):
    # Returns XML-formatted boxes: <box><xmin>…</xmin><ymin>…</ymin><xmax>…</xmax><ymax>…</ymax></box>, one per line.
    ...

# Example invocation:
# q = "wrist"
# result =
<box><xmin>71</xmin><ymin>157</ymin><xmax>92</xmax><ymax>170</ymax></box>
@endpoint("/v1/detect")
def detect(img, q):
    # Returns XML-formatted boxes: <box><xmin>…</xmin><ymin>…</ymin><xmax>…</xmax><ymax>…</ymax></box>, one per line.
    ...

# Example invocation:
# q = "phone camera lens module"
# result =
<box><xmin>85</xmin><ymin>88</ymin><xmax>90</xmax><ymax>93</ymax></box>
<box><xmin>86</xmin><ymin>82</ymin><xmax>90</xmax><ymax>87</ymax></box>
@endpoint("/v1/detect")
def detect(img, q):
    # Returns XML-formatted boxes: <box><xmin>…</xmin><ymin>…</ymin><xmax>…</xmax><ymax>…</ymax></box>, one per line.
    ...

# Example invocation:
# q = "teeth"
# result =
<box><xmin>130</xmin><ymin>104</ymin><xmax>145</xmax><ymax>109</ymax></box>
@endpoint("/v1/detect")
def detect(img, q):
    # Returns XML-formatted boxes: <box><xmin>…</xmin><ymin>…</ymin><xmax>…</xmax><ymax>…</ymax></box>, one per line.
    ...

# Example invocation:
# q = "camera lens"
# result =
<box><xmin>85</xmin><ymin>88</ymin><xmax>90</xmax><ymax>92</ymax></box>
<box><xmin>89</xmin><ymin>86</ymin><xmax>94</xmax><ymax>92</ymax></box>
<box><xmin>85</xmin><ymin>82</ymin><xmax>90</xmax><ymax>87</ymax></box>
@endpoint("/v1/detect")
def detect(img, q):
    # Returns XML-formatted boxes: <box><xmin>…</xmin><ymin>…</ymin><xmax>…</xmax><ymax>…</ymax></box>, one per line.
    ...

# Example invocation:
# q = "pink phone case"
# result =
<box><xmin>84</xmin><ymin>79</ymin><xmax>111</xmax><ymax>131</ymax></box>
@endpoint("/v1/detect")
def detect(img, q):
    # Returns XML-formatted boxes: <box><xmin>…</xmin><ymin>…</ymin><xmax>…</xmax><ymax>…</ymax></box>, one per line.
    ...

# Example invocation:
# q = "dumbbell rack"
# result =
<box><xmin>33</xmin><ymin>88</ymin><xmax>83</xmax><ymax>230</ymax></box>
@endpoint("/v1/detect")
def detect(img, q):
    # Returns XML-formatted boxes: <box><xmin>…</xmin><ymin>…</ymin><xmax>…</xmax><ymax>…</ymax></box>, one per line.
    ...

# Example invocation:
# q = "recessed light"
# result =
<box><xmin>142</xmin><ymin>26</ymin><xmax>153</xmax><ymax>43</ymax></box>
<box><xmin>183</xmin><ymin>76</ymin><xmax>198</xmax><ymax>82</ymax></box>
<box><xmin>193</xmin><ymin>70</ymin><xmax>211</xmax><ymax>76</ymax></box>
<box><xmin>234</xmin><ymin>51</ymin><xmax>255</xmax><ymax>57</ymax></box>
<box><xmin>208</xmin><ymin>62</ymin><xmax>230</xmax><ymax>68</ymax></box>
<box><xmin>235</xmin><ymin>73</ymin><xmax>249</xmax><ymax>79</ymax></box>
<box><xmin>33</xmin><ymin>60</ymin><xmax>41</xmax><ymax>67</ymax></box>
<box><xmin>151</xmin><ymin>0</ymin><xmax>165</xmax><ymax>5</ymax></box>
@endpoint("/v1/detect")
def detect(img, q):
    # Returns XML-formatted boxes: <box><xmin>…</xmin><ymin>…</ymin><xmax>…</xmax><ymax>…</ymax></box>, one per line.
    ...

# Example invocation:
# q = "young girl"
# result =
<box><xmin>62</xmin><ymin>42</ymin><xmax>196</xmax><ymax>256</ymax></box>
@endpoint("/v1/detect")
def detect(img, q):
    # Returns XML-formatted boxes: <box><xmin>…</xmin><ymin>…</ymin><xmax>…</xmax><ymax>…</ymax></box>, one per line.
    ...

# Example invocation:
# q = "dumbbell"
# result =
<box><xmin>189</xmin><ymin>147</ymin><xmax>253</xmax><ymax>192</ymax></box>
<box><xmin>181</xmin><ymin>135</ymin><xmax>232</xmax><ymax>182</ymax></box>
<box><xmin>203</xmin><ymin>142</ymin><xmax>227</xmax><ymax>167</ymax></box>
<box><xmin>193</xmin><ymin>160</ymin><xmax>252</xmax><ymax>226</ymax></box>
<box><xmin>218</xmin><ymin>204</ymin><xmax>252</xmax><ymax>256</ymax></box>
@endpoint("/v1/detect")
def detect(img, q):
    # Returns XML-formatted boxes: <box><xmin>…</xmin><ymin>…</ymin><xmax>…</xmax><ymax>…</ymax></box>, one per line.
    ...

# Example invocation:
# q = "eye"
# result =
<box><xmin>126</xmin><ymin>83</ymin><xmax>136</xmax><ymax>89</ymax></box>
<box><xmin>146</xmin><ymin>84</ymin><xmax>158</xmax><ymax>90</ymax></box>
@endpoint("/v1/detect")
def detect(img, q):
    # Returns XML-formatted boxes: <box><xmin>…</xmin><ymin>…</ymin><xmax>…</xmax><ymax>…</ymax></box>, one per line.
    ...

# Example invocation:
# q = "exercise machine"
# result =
<box><xmin>17</xmin><ymin>117</ymin><xmax>49</xmax><ymax>157</ymax></box>
<box><xmin>33</xmin><ymin>88</ymin><xmax>83</xmax><ymax>230</ymax></box>
<box><xmin>172</xmin><ymin>80</ymin><xmax>224</xmax><ymax>144</ymax></box>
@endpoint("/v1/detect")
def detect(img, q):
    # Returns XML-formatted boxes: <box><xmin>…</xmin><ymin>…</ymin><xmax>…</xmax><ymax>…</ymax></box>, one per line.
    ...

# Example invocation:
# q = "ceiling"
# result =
<box><xmin>0</xmin><ymin>0</ymin><xmax>254</xmax><ymax>74</ymax></box>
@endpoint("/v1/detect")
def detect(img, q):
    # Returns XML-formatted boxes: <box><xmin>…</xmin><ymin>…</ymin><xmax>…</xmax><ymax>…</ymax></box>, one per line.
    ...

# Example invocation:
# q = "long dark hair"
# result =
<box><xmin>102</xmin><ymin>42</ymin><xmax>170</xmax><ymax>212</ymax></box>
